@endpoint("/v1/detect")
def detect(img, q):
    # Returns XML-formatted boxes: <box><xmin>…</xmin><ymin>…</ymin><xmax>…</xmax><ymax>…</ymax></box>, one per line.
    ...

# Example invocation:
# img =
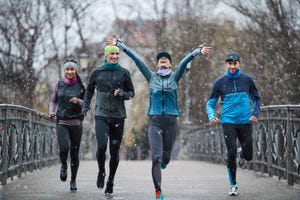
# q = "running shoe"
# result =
<box><xmin>105</xmin><ymin>181</ymin><xmax>114</xmax><ymax>196</ymax></box>
<box><xmin>155</xmin><ymin>190</ymin><xmax>164</xmax><ymax>200</ymax></box>
<box><xmin>60</xmin><ymin>166</ymin><xmax>67</xmax><ymax>182</ymax></box>
<box><xmin>228</xmin><ymin>185</ymin><xmax>238</xmax><ymax>196</ymax></box>
<box><xmin>97</xmin><ymin>172</ymin><xmax>105</xmax><ymax>189</ymax></box>
<box><xmin>70</xmin><ymin>181</ymin><xmax>77</xmax><ymax>191</ymax></box>
<box><xmin>160</xmin><ymin>163</ymin><xmax>167</xmax><ymax>169</ymax></box>
<box><xmin>237</xmin><ymin>147</ymin><xmax>245</xmax><ymax>167</ymax></box>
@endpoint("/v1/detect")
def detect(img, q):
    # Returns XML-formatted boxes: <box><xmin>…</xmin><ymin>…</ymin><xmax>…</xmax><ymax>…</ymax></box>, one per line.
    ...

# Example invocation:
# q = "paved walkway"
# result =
<box><xmin>1</xmin><ymin>160</ymin><xmax>299</xmax><ymax>200</ymax></box>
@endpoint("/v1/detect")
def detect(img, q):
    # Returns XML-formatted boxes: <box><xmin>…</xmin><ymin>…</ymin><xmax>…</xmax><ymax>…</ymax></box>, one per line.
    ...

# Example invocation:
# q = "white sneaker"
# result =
<box><xmin>228</xmin><ymin>185</ymin><xmax>238</xmax><ymax>196</ymax></box>
<box><xmin>237</xmin><ymin>147</ymin><xmax>245</xmax><ymax>167</ymax></box>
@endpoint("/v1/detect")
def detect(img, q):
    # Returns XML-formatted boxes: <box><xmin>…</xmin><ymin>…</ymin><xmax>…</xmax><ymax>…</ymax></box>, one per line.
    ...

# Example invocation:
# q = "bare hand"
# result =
<box><xmin>249</xmin><ymin>116</ymin><xmax>258</xmax><ymax>123</ymax></box>
<box><xmin>69</xmin><ymin>97</ymin><xmax>78</xmax><ymax>104</ymax></box>
<box><xmin>114</xmin><ymin>88</ymin><xmax>119</xmax><ymax>96</ymax></box>
<box><xmin>106</xmin><ymin>38</ymin><xmax>118</xmax><ymax>46</ymax></box>
<box><xmin>199</xmin><ymin>43</ymin><xmax>213</xmax><ymax>55</ymax></box>
<box><xmin>210</xmin><ymin>117</ymin><xmax>220</xmax><ymax>126</ymax></box>
<box><xmin>49</xmin><ymin>114</ymin><xmax>56</xmax><ymax>121</ymax></box>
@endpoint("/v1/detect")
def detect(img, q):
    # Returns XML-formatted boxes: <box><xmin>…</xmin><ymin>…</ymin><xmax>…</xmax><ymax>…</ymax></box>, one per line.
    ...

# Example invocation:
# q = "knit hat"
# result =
<box><xmin>225</xmin><ymin>52</ymin><xmax>240</xmax><ymax>62</ymax></box>
<box><xmin>63</xmin><ymin>59</ymin><xmax>79</xmax><ymax>71</ymax></box>
<box><xmin>104</xmin><ymin>45</ymin><xmax>119</xmax><ymax>57</ymax></box>
<box><xmin>156</xmin><ymin>52</ymin><xmax>172</xmax><ymax>63</ymax></box>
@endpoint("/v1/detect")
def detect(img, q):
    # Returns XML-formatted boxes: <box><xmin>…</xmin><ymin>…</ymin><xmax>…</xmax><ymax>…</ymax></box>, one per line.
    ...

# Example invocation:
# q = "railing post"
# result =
<box><xmin>1</xmin><ymin>106</ymin><xmax>8</xmax><ymax>185</ymax></box>
<box><xmin>29</xmin><ymin>112</ymin><xmax>34</xmax><ymax>172</ymax></box>
<box><xmin>252</xmin><ymin>123</ymin><xmax>258</xmax><ymax>172</ymax></box>
<box><xmin>286</xmin><ymin>107</ymin><xmax>294</xmax><ymax>185</ymax></box>
<box><xmin>17</xmin><ymin>109</ymin><xmax>23</xmax><ymax>178</ymax></box>
<box><xmin>267</xmin><ymin>107</ymin><xmax>273</xmax><ymax>177</ymax></box>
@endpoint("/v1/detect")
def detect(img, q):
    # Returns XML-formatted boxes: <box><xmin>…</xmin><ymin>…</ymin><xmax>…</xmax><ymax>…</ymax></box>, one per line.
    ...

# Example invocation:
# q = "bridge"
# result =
<box><xmin>1</xmin><ymin>160</ymin><xmax>300</xmax><ymax>200</ymax></box>
<box><xmin>0</xmin><ymin>104</ymin><xmax>300</xmax><ymax>199</ymax></box>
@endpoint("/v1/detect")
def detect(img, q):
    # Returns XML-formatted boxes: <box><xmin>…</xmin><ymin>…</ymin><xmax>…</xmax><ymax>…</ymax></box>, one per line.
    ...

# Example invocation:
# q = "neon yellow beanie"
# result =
<box><xmin>104</xmin><ymin>45</ymin><xmax>119</xmax><ymax>56</ymax></box>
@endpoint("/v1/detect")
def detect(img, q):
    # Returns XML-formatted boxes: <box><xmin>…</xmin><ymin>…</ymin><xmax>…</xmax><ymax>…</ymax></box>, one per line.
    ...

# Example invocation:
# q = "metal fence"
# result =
<box><xmin>187</xmin><ymin>105</ymin><xmax>300</xmax><ymax>185</ymax></box>
<box><xmin>0</xmin><ymin>104</ymin><xmax>58</xmax><ymax>185</ymax></box>
<box><xmin>1</xmin><ymin>104</ymin><xmax>299</xmax><ymax>186</ymax></box>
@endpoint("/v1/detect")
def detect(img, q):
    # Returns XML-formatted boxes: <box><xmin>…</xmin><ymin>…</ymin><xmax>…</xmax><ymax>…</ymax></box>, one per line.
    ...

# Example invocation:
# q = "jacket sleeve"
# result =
<box><xmin>49</xmin><ymin>82</ymin><xmax>59</xmax><ymax>115</ymax></box>
<box><xmin>116</xmin><ymin>40</ymin><xmax>153</xmax><ymax>82</ymax></box>
<box><xmin>119</xmin><ymin>70</ymin><xmax>135</xmax><ymax>100</ymax></box>
<box><xmin>249</xmin><ymin>78</ymin><xmax>261</xmax><ymax>118</ymax></box>
<box><xmin>82</xmin><ymin>71</ymin><xmax>96</xmax><ymax>114</ymax></box>
<box><xmin>76</xmin><ymin>82</ymin><xmax>87</xmax><ymax>107</ymax></box>
<box><xmin>174</xmin><ymin>47</ymin><xmax>202</xmax><ymax>82</ymax></box>
<box><xmin>206</xmin><ymin>98</ymin><xmax>218</xmax><ymax>121</ymax></box>
<box><xmin>206</xmin><ymin>80</ymin><xmax>220</xmax><ymax>121</ymax></box>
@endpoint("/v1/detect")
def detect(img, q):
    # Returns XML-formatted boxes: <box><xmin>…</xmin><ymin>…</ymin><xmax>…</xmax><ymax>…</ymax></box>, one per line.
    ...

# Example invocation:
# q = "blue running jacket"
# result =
<box><xmin>206</xmin><ymin>71</ymin><xmax>261</xmax><ymax>124</ymax></box>
<box><xmin>116</xmin><ymin>40</ymin><xmax>202</xmax><ymax>117</ymax></box>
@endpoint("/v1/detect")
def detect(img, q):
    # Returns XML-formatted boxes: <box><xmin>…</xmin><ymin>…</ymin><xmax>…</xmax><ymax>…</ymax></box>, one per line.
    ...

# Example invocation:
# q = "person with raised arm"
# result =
<box><xmin>107</xmin><ymin>37</ymin><xmax>212</xmax><ymax>200</ymax></box>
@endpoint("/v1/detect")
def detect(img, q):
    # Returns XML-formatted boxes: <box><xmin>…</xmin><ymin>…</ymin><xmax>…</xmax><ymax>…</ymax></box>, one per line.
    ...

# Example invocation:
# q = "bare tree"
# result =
<box><xmin>39</xmin><ymin>0</ymin><xmax>95</xmax><ymax>79</ymax></box>
<box><xmin>152</xmin><ymin>0</ymin><xmax>170</xmax><ymax>50</ymax></box>
<box><xmin>224</xmin><ymin>0</ymin><xmax>300</xmax><ymax>104</ymax></box>
<box><xmin>0</xmin><ymin>0</ymin><xmax>99</xmax><ymax>108</ymax></box>
<box><xmin>164</xmin><ymin>0</ymin><xmax>224</xmax><ymax>126</ymax></box>
<box><xmin>0</xmin><ymin>0</ymin><xmax>47</xmax><ymax>107</ymax></box>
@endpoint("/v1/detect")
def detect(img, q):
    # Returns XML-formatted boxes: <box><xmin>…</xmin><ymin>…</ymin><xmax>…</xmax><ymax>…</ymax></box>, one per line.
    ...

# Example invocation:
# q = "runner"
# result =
<box><xmin>206</xmin><ymin>52</ymin><xmax>261</xmax><ymax>195</ymax></box>
<box><xmin>49</xmin><ymin>59</ymin><xmax>86</xmax><ymax>191</ymax></box>
<box><xmin>82</xmin><ymin>45</ymin><xmax>135</xmax><ymax>196</ymax></box>
<box><xmin>106</xmin><ymin>37</ymin><xmax>212</xmax><ymax>200</ymax></box>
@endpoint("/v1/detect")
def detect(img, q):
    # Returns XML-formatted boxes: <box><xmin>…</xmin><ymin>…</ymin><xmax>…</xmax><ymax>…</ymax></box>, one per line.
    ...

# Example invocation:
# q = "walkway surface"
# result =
<box><xmin>0</xmin><ymin>160</ymin><xmax>299</xmax><ymax>200</ymax></box>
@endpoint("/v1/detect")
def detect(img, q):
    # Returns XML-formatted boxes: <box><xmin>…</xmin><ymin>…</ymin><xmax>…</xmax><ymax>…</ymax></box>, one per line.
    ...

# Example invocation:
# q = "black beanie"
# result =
<box><xmin>156</xmin><ymin>52</ymin><xmax>172</xmax><ymax>63</ymax></box>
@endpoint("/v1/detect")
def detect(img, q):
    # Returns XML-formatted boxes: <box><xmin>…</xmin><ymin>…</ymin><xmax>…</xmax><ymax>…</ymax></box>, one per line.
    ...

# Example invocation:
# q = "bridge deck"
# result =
<box><xmin>1</xmin><ymin>160</ymin><xmax>299</xmax><ymax>200</ymax></box>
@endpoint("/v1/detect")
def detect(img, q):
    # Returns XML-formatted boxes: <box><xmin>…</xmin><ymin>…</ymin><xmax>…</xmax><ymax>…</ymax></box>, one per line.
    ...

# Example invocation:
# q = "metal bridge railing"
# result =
<box><xmin>0</xmin><ymin>104</ymin><xmax>58</xmax><ymax>185</ymax></box>
<box><xmin>1</xmin><ymin>104</ymin><xmax>299</xmax><ymax>186</ymax></box>
<box><xmin>186</xmin><ymin>105</ymin><xmax>300</xmax><ymax>185</ymax></box>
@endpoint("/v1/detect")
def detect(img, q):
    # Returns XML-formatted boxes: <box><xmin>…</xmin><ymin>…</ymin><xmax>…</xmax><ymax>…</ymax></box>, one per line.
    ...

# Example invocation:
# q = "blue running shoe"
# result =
<box><xmin>160</xmin><ymin>162</ymin><xmax>167</xmax><ymax>169</ymax></box>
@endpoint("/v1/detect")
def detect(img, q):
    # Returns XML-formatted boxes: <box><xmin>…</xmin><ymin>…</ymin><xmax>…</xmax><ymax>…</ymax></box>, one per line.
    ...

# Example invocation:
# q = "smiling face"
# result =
<box><xmin>106</xmin><ymin>51</ymin><xmax>119</xmax><ymax>64</ymax></box>
<box><xmin>64</xmin><ymin>67</ymin><xmax>77</xmax><ymax>79</ymax></box>
<box><xmin>157</xmin><ymin>56</ymin><xmax>172</xmax><ymax>69</ymax></box>
<box><xmin>225</xmin><ymin>60</ymin><xmax>240</xmax><ymax>74</ymax></box>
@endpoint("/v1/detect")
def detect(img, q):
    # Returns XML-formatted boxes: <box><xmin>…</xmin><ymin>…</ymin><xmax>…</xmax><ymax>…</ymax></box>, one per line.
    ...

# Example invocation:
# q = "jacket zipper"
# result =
<box><xmin>233</xmin><ymin>79</ymin><xmax>237</xmax><ymax>93</ymax></box>
<box><xmin>162</xmin><ymin>77</ymin><xmax>165</xmax><ymax>116</ymax></box>
<box><xmin>109</xmin><ymin>71</ymin><xmax>113</xmax><ymax>114</ymax></box>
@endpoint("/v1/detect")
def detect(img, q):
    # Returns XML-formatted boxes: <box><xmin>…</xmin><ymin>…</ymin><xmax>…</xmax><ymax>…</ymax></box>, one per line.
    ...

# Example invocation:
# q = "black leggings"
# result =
<box><xmin>222</xmin><ymin>123</ymin><xmax>253</xmax><ymax>185</ymax></box>
<box><xmin>95</xmin><ymin>118</ymin><xmax>124</xmax><ymax>182</ymax></box>
<box><xmin>148</xmin><ymin>115</ymin><xmax>177</xmax><ymax>191</ymax></box>
<box><xmin>57</xmin><ymin>124</ymin><xmax>82</xmax><ymax>182</ymax></box>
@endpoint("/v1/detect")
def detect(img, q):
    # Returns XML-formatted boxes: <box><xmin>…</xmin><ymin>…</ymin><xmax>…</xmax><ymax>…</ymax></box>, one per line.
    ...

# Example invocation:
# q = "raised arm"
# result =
<box><xmin>175</xmin><ymin>43</ymin><xmax>212</xmax><ymax>81</ymax></box>
<box><xmin>106</xmin><ymin>38</ymin><xmax>153</xmax><ymax>82</ymax></box>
